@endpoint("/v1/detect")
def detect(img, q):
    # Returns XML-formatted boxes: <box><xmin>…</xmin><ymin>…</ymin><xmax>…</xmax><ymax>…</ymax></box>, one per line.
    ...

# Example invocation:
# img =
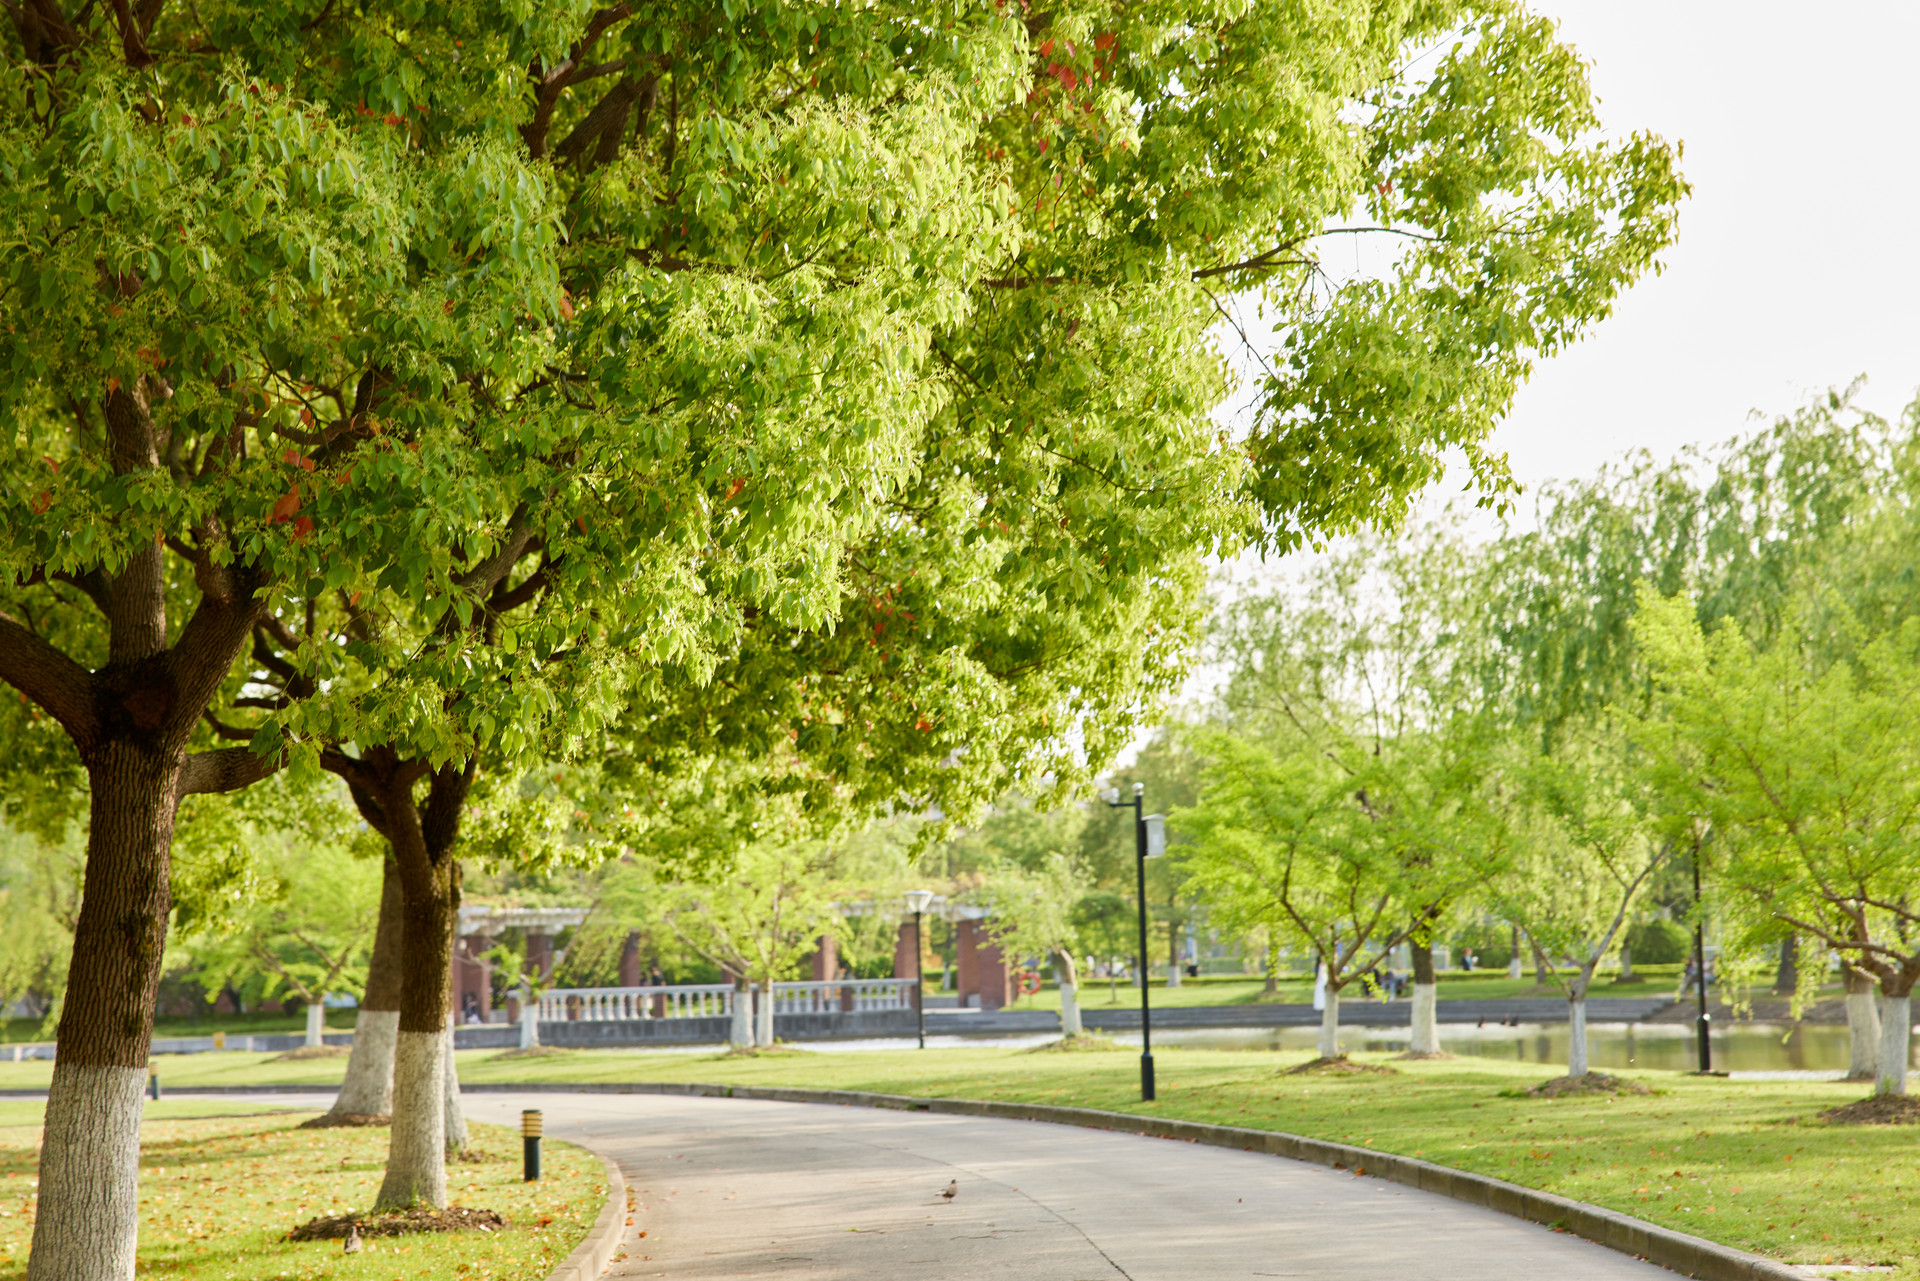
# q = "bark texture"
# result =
<box><xmin>1876</xmin><ymin>993</ymin><xmax>1910</xmax><ymax>1097</ymax></box>
<box><xmin>1053</xmin><ymin>951</ymin><xmax>1082</xmax><ymax>1037</ymax></box>
<box><xmin>305</xmin><ymin>1000</ymin><xmax>325</xmax><ymax>1048</ymax></box>
<box><xmin>1617</xmin><ymin>945</ymin><xmax>1635</xmax><ymax>982</ymax></box>
<box><xmin>443</xmin><ymin>1013</ymin><xmax>468</xmax><ymax>1156</ymax></box>
<box><xmin>1772</xmin><ymin>934</ymin><xmax>1797</xmax><ymax>995</ymax></box>
<box><xmin>754</xmin><ymin>982</ymin><xmax>774</xmax><ymax>1046</ymax></box>
<box><xmin>1567</xmin><ymin>997</ymin><xmax>1589</xmax><ymax>1077</ymax></box>
<box><xmin>729</xmin><ymin>982</ymin><xmax>751</xmax><ymax>1047</ymax></box>
<box><xmin>1409</xmin><ymin>984</ymin><xmax>1439</xmax><ymax>1055</ymax></box>
<box><xmin>1318</xmin><ymin>989</ymin><xmax>1341</xmax><ymax>1058</ymax></box>
<box><xmin>1846</xmin><ymin>970</ymin><xmax>1881</xmax><ymax>1082</ymax></box>
<box><xmin>378</xmin><ymin>1031</ymin><xmax>448</xmax><ymax>1209</ymax></box>
<box><xmin>329</xmin><ymin>859</ymin><xmax>405</xmax><ymax>1118</ymax></box>
<box><xmin>27</xmin><ymin>1065</ymin><xmax>145</xmax><ymax>1281</ymax></box>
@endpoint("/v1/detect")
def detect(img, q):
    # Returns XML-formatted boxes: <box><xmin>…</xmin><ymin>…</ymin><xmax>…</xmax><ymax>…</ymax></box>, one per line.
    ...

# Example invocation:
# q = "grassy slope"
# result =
<box><xmin>0</xmin><ymin>1113</ymin><xmax>601</xmax><ymax>1280</ymax></box>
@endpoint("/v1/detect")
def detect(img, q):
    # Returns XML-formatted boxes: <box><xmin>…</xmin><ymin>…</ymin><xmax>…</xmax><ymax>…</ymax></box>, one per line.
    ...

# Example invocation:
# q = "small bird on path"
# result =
<box><xmin>940</xmin><ymin>1180</ymin><xmax>958</xmax><ymax>1202</ymax></box>
<box><xmin>343</xmin><ymin>1224</ymin><xmax>362</xmax><ymax>1254</ymax></box>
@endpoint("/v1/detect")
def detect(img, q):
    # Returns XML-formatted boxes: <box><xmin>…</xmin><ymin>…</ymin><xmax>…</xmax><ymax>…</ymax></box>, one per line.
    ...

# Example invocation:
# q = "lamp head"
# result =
<box><xmin>1100</xmin><ymin>786</ymin><xmax>1121</xmax><ymax>805</ymax></box>
<box><xmin>904</xmin><ymin>889</ymin><xmax>935</xmax><ymax>915</ymax></box>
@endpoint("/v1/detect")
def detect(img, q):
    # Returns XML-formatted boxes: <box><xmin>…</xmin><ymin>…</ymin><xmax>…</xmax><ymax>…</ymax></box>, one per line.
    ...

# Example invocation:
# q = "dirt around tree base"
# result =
<box><xmin>1283</xmin><ymin>1055</ymin><xmax>1399</xmax><ymax>1077</ymax></box>
<box><xmin>1392</xmin><ymin>1050</ymin><xmax>1455</xmax><ymax>1061</ymax></box>
<box><xmin>1524</xmin><ymin>1072</ymin><xmax>1652</xmax><ymax>1098</ymax></box>
<box><xmin>298</xmin><ymin>1112</ymin><xmax>390</xmax><ymax>1128</ymax></box>
<box><xmin>1818</xmin><ymin>1094</ymin><xmax>1920</xmax><ymax>1125</ymax></box>
<box><xmin>287</xmin><ymin>1206</ymin><xmax>508</xmax><ymax>1241</ymax></box>
<box><xmin>488</xmin><ymin>1046</ymin><xmax>577</xmax><ymax>1061</ymax></box>
<box><xmin>716</xmin><ymin>1042</ymin><xmax>809</xmax><ymax>1059</ymax></box>
<box><xmin>1022</xmin><ymin>1033</ymin><xmax>1122</xmax><ymax>1053</ymax></box>
<box><xmin>271</xmin><ymin>1045</ymin><xmax>352</xmax><ymax>1062</ymax></box>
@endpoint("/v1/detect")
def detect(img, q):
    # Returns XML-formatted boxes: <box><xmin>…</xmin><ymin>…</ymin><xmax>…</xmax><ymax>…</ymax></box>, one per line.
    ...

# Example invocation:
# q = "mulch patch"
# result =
<box><xmin>1817</xmin><ymin>1094</ymin><xmax>1920</xmax><ymax>1126</ymax></box>
<box><xmin>487</xmin><ymin>1046</ymin><xmax>576</xmax><ymax>1061</ymax></box>
<box><xmin>298</xmin><ymin>1112</ymin><xmax>390</xmax><ymax>1128</ymax></box>
<box><xmin>271</xmin><ymin>1045</ymin><xmax>352</xmax><ymax>1062</ymax></box>
<box><xmin>1392</xmin><ymin>1050</ymin><xmax>1455</xmax><ymax>1061</ymax></box>
<box><xmin>715</xmin><ymin>1043</ymin><xmax>810</xmax><ymax>1059</ymax></box>
<box><xmin>288</xmin><ymin>1206</ymin><xmax>508</xmax><ymax>1241</ymax></box>
<box><xmin>1523</xmin><ymin>1072</ymin><xmax>1652</xmax><ymax>1098</ymax></box>
<box><xmin>1021</xmin><ymin>1033</ymin><xmax>1121</xmax><ymax>1054</ymax></box>
<box><xmin>1282</xmin><ymin>1055</ymin><xmax>1399</xmax><ymax>1077</ymax></box>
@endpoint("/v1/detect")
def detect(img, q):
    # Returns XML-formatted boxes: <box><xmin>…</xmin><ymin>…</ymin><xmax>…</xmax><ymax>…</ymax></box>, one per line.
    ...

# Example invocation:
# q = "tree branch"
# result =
<box><xmin>0</xmin><ymin>610</ymin><xmax>98</xmax><ymax>748</ymax></box>
<box><xmin>177</xmin><ymin>744</ymin><xmax>282</xmax><ymax>798</ymax></box>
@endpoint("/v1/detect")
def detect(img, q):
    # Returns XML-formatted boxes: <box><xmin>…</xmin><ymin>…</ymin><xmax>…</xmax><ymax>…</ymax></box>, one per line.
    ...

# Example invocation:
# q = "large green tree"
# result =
<box><xmin>0</xmin><ymin>0</ymin><xmax>1679</xmax><ymax>1272</ymax></box>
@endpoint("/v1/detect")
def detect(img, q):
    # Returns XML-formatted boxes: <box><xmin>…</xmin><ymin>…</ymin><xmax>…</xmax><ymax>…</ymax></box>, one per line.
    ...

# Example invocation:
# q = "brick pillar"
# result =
<box><xmin>527</xmin><ymin>931</ymin><xmax>555</xmax><ymax>980</ymax></box>
<box><xmin>976</xmin><ymin>929</ymin><xmax>1014</xmax><ymax>1010</ymax></box>
<box><xmin>619</xmin><ymin>931</ymin><xmax>642</xmax><ymax>988</ymax></box>
<box><xmin>893</xmin><ymin>923</ymin><xmax>916</xmax><ymax>980</ymax></box>
<box><xmin>956</xmin><ymin>919</ymin><xmax>981</xmax><ymax>1007</ymax></box>
<box><xmin>807</xmin><ymin>933</ymin><xmax>839</xmax><ymax>982</ymax></box>
<box><xmin>455</xmin><ymin>935</ymin><xmax>493</xmax><ymax>1022</ymax></box>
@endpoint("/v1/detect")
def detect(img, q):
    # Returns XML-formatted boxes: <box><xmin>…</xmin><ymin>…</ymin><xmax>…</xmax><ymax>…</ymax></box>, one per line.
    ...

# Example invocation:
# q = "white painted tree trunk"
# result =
<box><xmin>1059</xmin><ymin>983</ymin><xmax>1082</xmax><ymax>1036</ymax></box>
<box><xmin>1167</xmin><ymin>963</ymin><xmax>1182</xmax><ymax>988</ymax></box>
<box><xmin>729</xmin><ymin>985</ymin><xmax>752</xmax><ymax>1047</ymax></box>
<box><xmin>25</xmin><ymin>1064</ymin><xmax>144</xmax><ymax>1281</ymax></box>
<box><xmin>330</xmin><ymin>1008</ymin><xmax>399</xmax><ymax>1117</ymax></box>
<box><xmin>443</xmin><ymin>1013</ymin><xmax>468</xmax><ymax>1156</ymax></box>
<box><xmin>1318</xmin><ymin>988</ymin><xmax>1341</xmax><ymax>1058</ymax></box>
<box><xmin>1847</xmin><ymin>989</ymin><xmax>1882</xmax><ymax>1081</ymax></box>
<box><xmin>518</xmin><ymin>989</ymin><xmax>539</xmax><ymax>1049</ymax></box>
<box><xmin>1875</xmin><ymin>993</ymin><xmax>1910</xmax><ymax>1096</ymax></box>
<box><xmin>375</xmin><ymin>1030</ymin><xmax>448</xmax><ymax>1210</ymax></box>
<box><xmin>305</xmin><ymin>999</ymin><xmax>326</xmax><ymax>1048</ymax></box>
<box><xmin>1567</xmin><ymin>998</ymin><xmax>1590</xmax><ymax>1077</ymax></box>
<box><xmin>1410</xmin><ymin>983</ymin><xmax>1440</xmax><ymax>1054</ymax></box>
<box><xmin>754</xmin><ymin>983</ymin><xmax>775</xmax><ymax>1046</ymax></box>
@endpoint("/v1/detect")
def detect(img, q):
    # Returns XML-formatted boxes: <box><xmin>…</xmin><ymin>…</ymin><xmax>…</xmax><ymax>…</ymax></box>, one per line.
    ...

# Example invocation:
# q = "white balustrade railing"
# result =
<box><xmin>536</xmin><ymin>978</ymin><xmax>914</xmax><ymax>1022</ymax></box>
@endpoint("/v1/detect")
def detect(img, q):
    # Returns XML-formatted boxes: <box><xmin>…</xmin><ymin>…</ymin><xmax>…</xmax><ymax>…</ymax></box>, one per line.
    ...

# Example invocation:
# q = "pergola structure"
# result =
<box><xmin>452</xmin><ymin>904</ymin><xmax>590</xmax><ymax>1024</ymax></box>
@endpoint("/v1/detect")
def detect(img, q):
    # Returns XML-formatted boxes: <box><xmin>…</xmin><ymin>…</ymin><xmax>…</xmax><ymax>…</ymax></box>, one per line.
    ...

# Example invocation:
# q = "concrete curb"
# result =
<box><xmin>461</xmin><ymin>1081</ymin><xmax>1816</xmax><ymax>1281</ymax></box>
<box><xmin>543</xmin><ymin>1147</ymin><xmax>627</xmax><ymax>1281</ymax></box>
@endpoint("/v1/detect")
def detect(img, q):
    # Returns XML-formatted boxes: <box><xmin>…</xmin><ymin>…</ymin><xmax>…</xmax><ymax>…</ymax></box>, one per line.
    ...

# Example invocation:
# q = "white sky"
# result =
<box><xmin>1493</xmin><ymin>0</ymin><xmax>1920</xmax><ymax>489</ymax></box>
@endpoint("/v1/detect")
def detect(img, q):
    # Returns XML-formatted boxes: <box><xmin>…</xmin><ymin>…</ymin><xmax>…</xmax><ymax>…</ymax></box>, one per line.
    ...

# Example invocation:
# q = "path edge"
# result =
<box><xmin>469</xmin><ymin>1080</ymin><xmax>1814</xmax><ymax>1281</ymax></box>
<box><xmin>544</xmin><ymin>1146</ymin><xmax>626</xmax><ymax>1281</ymax></box>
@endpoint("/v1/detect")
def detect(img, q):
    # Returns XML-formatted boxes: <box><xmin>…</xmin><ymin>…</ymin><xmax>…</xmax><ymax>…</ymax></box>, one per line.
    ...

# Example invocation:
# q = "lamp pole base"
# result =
<box><xmin>1140</xmin><ymin>1053</ymin><xmax>1156</xmax><ymax>1102</ymax></box>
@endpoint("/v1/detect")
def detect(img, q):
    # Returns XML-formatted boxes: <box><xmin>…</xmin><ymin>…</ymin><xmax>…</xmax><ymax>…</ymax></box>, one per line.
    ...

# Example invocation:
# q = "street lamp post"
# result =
<box><xmin>1692</xmin><ymin>848</ymin><xmax>1711</xmax><ymax>1074</ymax></box>
<box><xmin>905</xmin><ymin>889</ymin><xmax>935</xmax><ymax>1050</ymax></box>
<box><xmin>1103</xmin><ymin>782</ymin><xmax>1166</xmax><ymax>1101</ymax></box>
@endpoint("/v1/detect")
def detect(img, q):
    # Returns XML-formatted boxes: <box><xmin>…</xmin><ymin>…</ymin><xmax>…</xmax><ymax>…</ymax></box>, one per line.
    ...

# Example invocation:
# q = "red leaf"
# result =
<box><xmin>558</xmin><ymin>291</ymin><xmax>575</xmax><ymax>320</ymax></box>
<box><xmin>41</xmin><ymin>456</ymin><xmax>57</xmax><ymax>473</ymax></box>
<box><xmin>915</xmin><ymin>717</ymin><xmax>934</xmax><ymax>732</ymax></box>
<box><xmin>348</xmin><ymin>590</ymin><xmax>363</xmax><ymax>606</ymax></box>
<box><xmin>270</xmin><ymin>490</ymin><xmax>301</xmax><ymax>523</ymax></box>
<box><xmin>384</xmin><ymin>113</ymin><xmax>403</xmax><ymax>127</ymax></box>
<box><xmin>292</xmin><ymin>515</ymin><xmax>315</xmax><ymax>539</ymax></box>
<box><xmin>1038</xmin><ymin>38</ymin><xmax>1053</xmax><ymax>56</ymax></box>
<box><xmin>154</xmin><ymin>529</ymin><xmax>165</xmax><ymax>547</ymax></box>
<box><xmin>31</xmin><ymin>491</ymin><xmax>51</xmax><ymax>515</ymax></box>
<box><xmin>283</xmin><ymin>448</ymin><xmax>302</xmax><ymax>466</ymax></box>
<box><xmin>1094</xmin><ymin>32</ymin><xmax>1114</xmax><ymax>50</ymax></box>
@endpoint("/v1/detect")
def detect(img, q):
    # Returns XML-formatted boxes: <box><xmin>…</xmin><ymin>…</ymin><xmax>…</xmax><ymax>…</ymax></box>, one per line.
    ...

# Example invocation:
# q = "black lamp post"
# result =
<box><xmin>1692</xmin><ymin>845</ymin><xmax>1711</xmax><ymax>1073</ymax></box>
<box><xmin>1104</xmin><ymin>782</ymin><xmax>1165</xmax><ymax>1101</ymax></box>
<box><xmin>905</xmin><ymin>889</ymin><xmax>935</xmax><ymax>1050</ymax></box>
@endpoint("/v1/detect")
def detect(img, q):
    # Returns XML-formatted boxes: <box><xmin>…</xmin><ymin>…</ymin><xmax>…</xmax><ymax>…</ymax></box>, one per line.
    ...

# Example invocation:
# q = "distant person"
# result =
<box><xmin>1461</xmin><ymin>951</ymin><xmax>1477</xmax><ymax>973</ymax></box>
<box><xmin>1185</xmin><ymin>962</ymin><xmax>1199</xmax><ymax>979</ymax></box>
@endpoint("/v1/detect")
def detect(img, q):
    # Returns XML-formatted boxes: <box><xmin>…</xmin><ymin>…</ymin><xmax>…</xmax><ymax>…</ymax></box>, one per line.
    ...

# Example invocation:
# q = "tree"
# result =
<box><xmin>973</xmin><ymin>851</ymin><xmax>1095</xmax><ymax>1035</ymax></box>
<box><xmin>0</xmin><ymin>0</ymin><xmax>1680</xmax><ymax>1270</ymax></box>
<box><xmin>1635</xmin><ymin>592</ymin><xmax>1920</xmax><ymax>1095</ymax></box>
<box><xmin>1483</xmin><ymin>728</ymin><xmax>1668</xmax><ymax>1077</ymax></box>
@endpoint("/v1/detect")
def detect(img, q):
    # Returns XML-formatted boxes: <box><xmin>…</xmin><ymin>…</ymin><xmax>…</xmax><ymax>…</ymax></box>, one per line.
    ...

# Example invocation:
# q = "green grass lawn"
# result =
<box><xmin>0</xmin><ymin>1041</ymin><xmax>1906</xmax><ymax>1272</ymax></box>
<box><xmin>0</xmin><ymin>1111</ymin><xmax>602</xmax><ymax>1280</ymax></box>
<box><xmin>0</xmin><ymin>1011</ymin><xmax>357</xmax><ymax>1045</ymax></box>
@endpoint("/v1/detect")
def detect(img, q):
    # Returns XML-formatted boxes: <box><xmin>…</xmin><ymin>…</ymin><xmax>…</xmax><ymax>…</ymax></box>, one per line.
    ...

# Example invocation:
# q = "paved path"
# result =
<box><xmin>446</xmin><ymin>1091</ymin><xmax>1673</xmax><ymax>1280</ymax></box>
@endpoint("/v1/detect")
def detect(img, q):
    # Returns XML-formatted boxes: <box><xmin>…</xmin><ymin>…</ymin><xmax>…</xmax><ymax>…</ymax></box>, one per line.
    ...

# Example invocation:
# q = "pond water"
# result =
<box><xmin>1130</xmin><ymin>1021</ymin><xmax>1898</xmax><ymax>1075</ymax></box>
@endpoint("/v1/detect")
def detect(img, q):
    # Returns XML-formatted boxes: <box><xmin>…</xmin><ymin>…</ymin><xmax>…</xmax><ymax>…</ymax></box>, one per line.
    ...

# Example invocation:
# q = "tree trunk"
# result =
<box><xmin>1166</xmin><ymin>918</ymin><xmax>1182</xmax><ymax>987</ymax></box>
<box><xmin>1506</xmin><ymin>925</ymin><xmax>1523</xmax><ymax>980</ymax></box>
<box><xmin>729</xmin><ymin>981</ymin><xmax>751</xmax><ymax>1047</ymax></box>
<box><xmin>1845</xmin><ymin>967</ymin><xmax>1881</xmax><ymax>1082</ymax></box>
<box><xmin>1531</xmin><ymin>937</ymin><xmax>1551</xmax><ymax>985</ymax></box>
<box><xmin>305</xmin><ymin>999</ymin><xmax>326</xmax><ymax>1048</ymax></box>
<box><xmin>1409</xmin><ymin>938</ymin><xmax>1439</xmax><ymax>1055</ymax></box>
<box><xmin>329</xmin><ymin>857</ymin><xmax>404</xmax><ymax>1119</ymax></box>
<box><xmin>1772</xmin><ymin>934</ymin><xmax>1798</xmax><ymax>995</ymax></box>
<box><xmin>443</xmin><ymin>1012</ymin><xmax>468</xmax><ymax>1156</ymax></box>
<box><xmin>518</xmin><ymin>987</ymin><xmax>540</xmax><ymax>1049</ymax></box>
<box><xmin>28</xmin><ymin>744</ymin><xmax>181</xmax><ymax>1281</ymax></box>
<box><xmin>754</xmin><ymin>981</ymin><xmax>774</xmax><ymax>1046</ymax></box>
<box><xmin>1318</xmin><ymin>987</ymin><xmax>1341</xmax><ymax>1059</ymax></box>
<box><xmin>1567</xmin><ymin>996</ymin><xmax>1590</xmax><ymax>1077</ymax></box>
<box><xmin>1053</xmin><ymin>950</ymin><xmax>1082</xmax><ymax>1036</ymax></box>
<box><xmin>1876</xmin><ymin>991</ymin><xmax>1910</xmax><ymax>1097</ymax></box>
<box><xmin>1262</xmin><ymin>942</ymin><xmax>1279</xmax><ymax>997</ymax></box>
<box><xmin>1618</xmin><ymin>944</ymin><xmax>1635</xmax><ymax>983</ymax></box>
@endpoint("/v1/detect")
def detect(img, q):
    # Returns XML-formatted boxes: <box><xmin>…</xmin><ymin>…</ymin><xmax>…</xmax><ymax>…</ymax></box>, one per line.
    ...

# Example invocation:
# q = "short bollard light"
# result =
<box><xmin>148</xmin><ymin>1072</ymin><xmax>161</xmax><ymax>1102</ymax></box>
<box><xmin>522</xmin><ymin>1109</ymin><xmax>543</xmax><ymax>1182</ymax></box>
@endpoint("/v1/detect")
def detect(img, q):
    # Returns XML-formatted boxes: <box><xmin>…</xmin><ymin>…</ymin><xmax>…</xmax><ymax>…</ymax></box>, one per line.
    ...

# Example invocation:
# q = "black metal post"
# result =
<box><xmin>1693</xmin><ymin>847</ymin><xmax>1711</xmax><ymax>1073</ymax></box>
<box><xmin>913</xmin><ymin>908</ymin><xmax>927</xmax><ymax>1050</ymax></box>
<box><xmin>522</xmin><ymin>1109</ymin><xmax>543</xmax><ymax>1181</ymax></box>
<box><xmin>148</xmin><ymin>1072</ymin><xmax>161</xmax><ymax>1102</ymax></box>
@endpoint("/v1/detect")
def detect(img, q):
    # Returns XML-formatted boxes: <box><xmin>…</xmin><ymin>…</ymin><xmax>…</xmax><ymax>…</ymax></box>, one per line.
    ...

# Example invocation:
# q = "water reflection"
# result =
<box><xmin>1129</xmin><ymin>1022</ymin><xmax>1908</xmax><ymax>1074</ymax></box>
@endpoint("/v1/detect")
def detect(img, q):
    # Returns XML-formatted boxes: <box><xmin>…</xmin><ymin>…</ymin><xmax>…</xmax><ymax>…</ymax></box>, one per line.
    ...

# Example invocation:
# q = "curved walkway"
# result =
<box><xmin>448</xmin><ymin>1091</ymin><xmax>1674</xmax><ymax>1280</ymax></box>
